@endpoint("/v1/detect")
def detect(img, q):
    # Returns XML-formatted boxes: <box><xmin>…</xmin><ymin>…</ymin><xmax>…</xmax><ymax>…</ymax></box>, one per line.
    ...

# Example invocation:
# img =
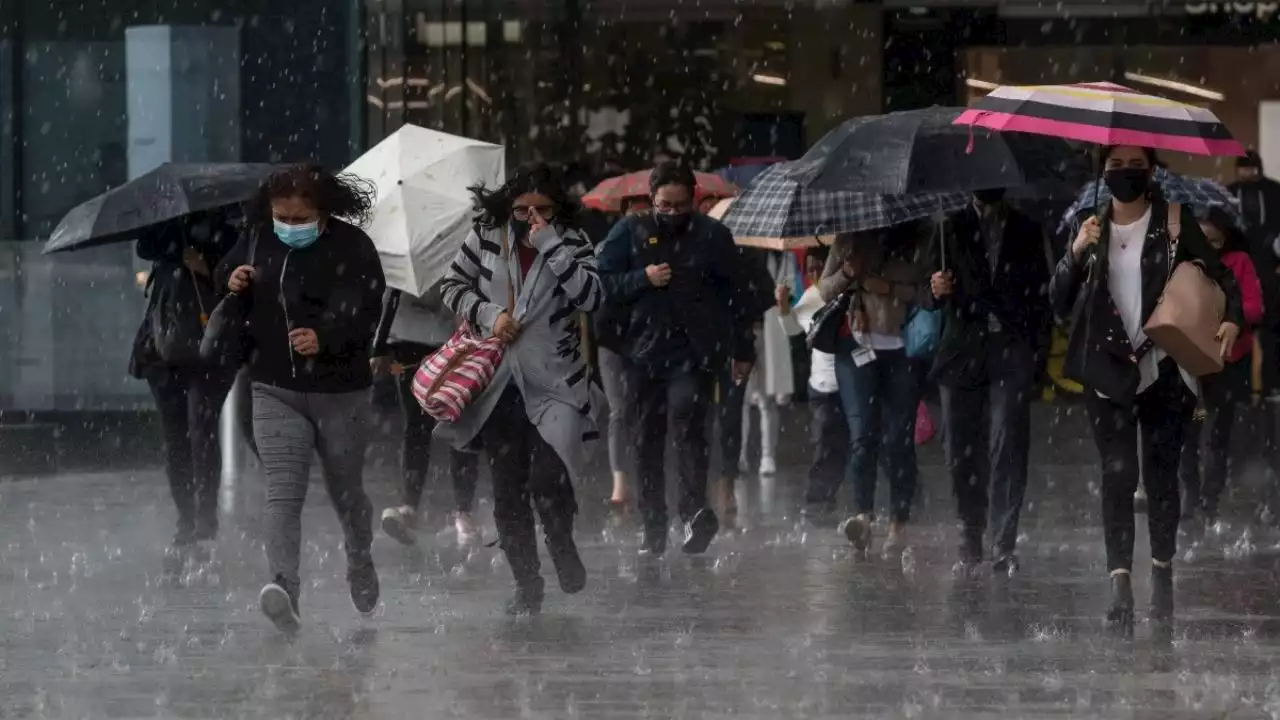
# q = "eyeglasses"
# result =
<box><xmin>512</xmin><ymin>204</ymin><xmax>556</xmax><ymax>220</ymax></box>
<box><xmin>653</xmin><ymin>199</ymin><xmax>693</xmax><ymax>214</ymax></box>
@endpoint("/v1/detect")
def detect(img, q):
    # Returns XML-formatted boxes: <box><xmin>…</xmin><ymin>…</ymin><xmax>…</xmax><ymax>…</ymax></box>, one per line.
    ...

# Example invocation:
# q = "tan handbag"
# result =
<box><xmin>1142</xmin><ymin>203</ymin><xmax>1226</xmax><ymax>377</ymax></box>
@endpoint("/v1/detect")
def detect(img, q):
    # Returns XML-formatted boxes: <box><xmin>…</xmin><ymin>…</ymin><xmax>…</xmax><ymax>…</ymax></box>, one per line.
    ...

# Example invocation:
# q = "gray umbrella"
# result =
<box><xmin>43</xmin><ymin>163</ymin><xmax>282</xmax><ymax>254</ymax></box>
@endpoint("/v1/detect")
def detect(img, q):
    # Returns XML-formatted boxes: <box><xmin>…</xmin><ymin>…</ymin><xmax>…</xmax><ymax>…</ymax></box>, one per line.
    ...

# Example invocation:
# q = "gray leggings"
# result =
<box><xmin>252</xmin><ymin>383</ymin><xmax>374</xmax><ymax>598</ymax></box>
<box><xmin>597</xmin><ymin>348</ymin><xmax>633</xmax><ymax>476</ymax></box>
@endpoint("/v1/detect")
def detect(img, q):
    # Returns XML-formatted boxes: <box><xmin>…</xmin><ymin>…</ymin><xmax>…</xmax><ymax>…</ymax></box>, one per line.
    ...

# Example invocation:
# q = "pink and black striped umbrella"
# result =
<box><xmin>955</xmin><ymin>82</ymin><xmax>1244</xmax><ymax>157</ymax></box>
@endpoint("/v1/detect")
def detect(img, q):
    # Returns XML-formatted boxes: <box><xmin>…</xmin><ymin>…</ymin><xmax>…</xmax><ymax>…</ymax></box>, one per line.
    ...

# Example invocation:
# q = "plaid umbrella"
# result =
<box><xmin>718</xmin><ymin>164</ymin><xmax>969</xmax><ymax>240</ymax></box>
<box><xmin>955</xmin><ymin>82</ymin><xmax>1244</xmax><ymax>157</ymax></box>
<box><xmin>1056</xmin><ymin>167</ymin><xmax>1243</xmax><ymax>234</ymax></box>
<box><xmin>707</xmin><ymin>197</ymin><xmax>834</xmax><ymax>250</ymax></box>
<box><xmin>582</xmin><ymin>170</ymin><xmax>737</xmax><ymax>212</ymax></box>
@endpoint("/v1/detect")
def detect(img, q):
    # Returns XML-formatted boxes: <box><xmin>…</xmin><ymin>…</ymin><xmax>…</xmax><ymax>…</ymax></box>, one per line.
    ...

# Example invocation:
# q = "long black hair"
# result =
<box><xmin>1202</xmin><ymin>206</ymin><xmax>1248</xmax><ymax>254</ymax></box>
<box><xmin>469</xmin><ymin>162</ymin><xmax>581</xmax><ymax>230</ymax></box>
<box><xmin>248</xmin><ymin>164</ymin><xmax>376</xmax><ymax>228</ymax></box>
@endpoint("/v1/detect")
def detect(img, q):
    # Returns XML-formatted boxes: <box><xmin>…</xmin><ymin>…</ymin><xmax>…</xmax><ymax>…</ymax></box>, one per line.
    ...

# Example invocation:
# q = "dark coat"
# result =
<box><xmin>596</xmin><ymin>213</ymin><xmax>766</xmax><ymax>374</ymax></box>
<box><xmin>929</xmin><ymin>203</ymin><xmax>1052</xmax><ymax>387</ymax></box>
<box><xmin>1228</xmin><ymin>176</ymin><xmax>1280</xmax><ymax>310</ymax></box>
<box><xmin>215</xmin><ymin>219</ymin><xmax>386</xmax><ymax>394</ymax></box>
<box><xmin>1049</xmin><ymin>197</ymin><xmax>1243</xmax><ymax>404</ymax></box>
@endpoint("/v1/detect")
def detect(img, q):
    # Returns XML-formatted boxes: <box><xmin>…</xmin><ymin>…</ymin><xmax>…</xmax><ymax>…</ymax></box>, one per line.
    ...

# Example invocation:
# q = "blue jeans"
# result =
<box><xmin>833</xmin><ymin>337</ymin><xmax>924</xmax><ymax>523</ymax></box>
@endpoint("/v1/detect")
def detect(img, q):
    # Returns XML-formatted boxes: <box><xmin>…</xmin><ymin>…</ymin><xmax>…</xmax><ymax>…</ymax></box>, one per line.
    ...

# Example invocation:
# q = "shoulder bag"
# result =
<box><xmin>412</xmin><ymin>227</ymin><xmax>513</xmax><ymax>423</ymax></box>
<box><xmin>1142</xmin><ymin>203</ymin><xmax>1227</xmax><ymax>377</ymax></box>
<box><xmin>199</xmin><ymin>228</ymin><xmax>260</xmax><ymax>369</ymax></box>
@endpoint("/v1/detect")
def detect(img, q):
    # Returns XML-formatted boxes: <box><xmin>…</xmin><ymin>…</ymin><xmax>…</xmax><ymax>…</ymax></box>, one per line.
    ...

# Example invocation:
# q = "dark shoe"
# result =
<box><xmin>992</xmin><ymin>553</ymin><xmax>1020</xmax><ymax>577</ymax></box>
<box><xmin>682</xmin><ymin>508</ymin><xmax>719</xmax><ymax>555</ymax></box>
<box><xmin>639</xmin><ymin>528</ymin><xmax>668</xmax><ymax>558</ymax></box>
<box><xmin>505</xmin><ymin>577</ymin><xmax>545</xmax><ymax>616</ymax></box>
<box><xmin>1105</xmin><ymin>573</ymin><xmax>1135</xmax><ymax>637</ymax></box>
<box><xmin>839</xmin><ymin>514</ymin><xmax>872</xmax><ymax>553</ymax></box>
<box><xmin>547</xmin><ymin>535</ymin><xmax>587</xmax><ymax>595</ymax></box>
<box><xmin>260</xmin><ymin>580</ymin><xmax>301</xmax><ymax>634</ymax></box>
<box><xmin>347</xmin><ymin>560</ymin><xmax>380</xmax><ymax>616</ymax></box>
<box><xmin>1151</xmin><ymin>565</ymin><xmax>1174</xmax><ymax>624</ymax></box>
<box><xmin>193</xmin><ymin>515</ymin><xmax>218</xmax><ymax>543</ymax></box>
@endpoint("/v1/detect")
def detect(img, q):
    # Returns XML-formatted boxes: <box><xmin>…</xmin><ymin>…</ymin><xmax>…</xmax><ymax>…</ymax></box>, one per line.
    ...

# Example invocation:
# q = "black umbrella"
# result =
<box><xmin>43</xmin><ymin>163</ymin><xmax>282</xmax><ymax>254</ymax></box>
<box><xmin>784</xmin><ymin>106</ymin><xmax>1077</xmax><ymax>195</ymax></box>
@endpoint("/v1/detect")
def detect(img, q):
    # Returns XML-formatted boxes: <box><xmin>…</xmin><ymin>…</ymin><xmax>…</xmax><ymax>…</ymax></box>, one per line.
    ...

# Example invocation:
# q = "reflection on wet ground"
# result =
<box><xmin>3</xmin><ymin>449</ymin><xmax>1280</xmax><ymax>718</ymax></box>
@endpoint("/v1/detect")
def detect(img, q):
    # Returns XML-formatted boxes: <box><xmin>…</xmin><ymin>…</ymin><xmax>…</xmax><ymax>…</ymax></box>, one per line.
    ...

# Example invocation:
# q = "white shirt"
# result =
<box><xmin>1106</xmin><ymin>207</ymin><xmax>1163</xmax><ymax>394</ymax></box>
<box><xmin>781</xmin><ymin>286</ymin><xmax>840</xmax><ymax>394</ymax></box>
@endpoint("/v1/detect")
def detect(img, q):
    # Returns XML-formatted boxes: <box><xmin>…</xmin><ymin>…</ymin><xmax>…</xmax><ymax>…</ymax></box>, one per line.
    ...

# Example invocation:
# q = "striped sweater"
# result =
<box><xmin>435</xmin><ymin>222</ymin><xmax>604</xmax><ymax>482</ymax></box>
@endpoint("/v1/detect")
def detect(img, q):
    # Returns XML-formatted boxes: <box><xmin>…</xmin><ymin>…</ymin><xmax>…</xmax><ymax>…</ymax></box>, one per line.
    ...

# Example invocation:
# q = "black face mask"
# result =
<box><xmin>654</xmin><ymin>211</ymin><xmax>692</xmax><ymax>234</ymax></box>
<box><xmin>973</xmin><ymin>188</ymin><xmax>1006</xmax><ymax>206</ymax></box>
<box><xmin>509</xmin><ymin>218</ymin><xmax>530</xmax><ymax>242</ymax></box>
<box><xmin>1104</xmin><ymin>168</ymin><xmax>1150</xmax><ymax>204</ymax></box>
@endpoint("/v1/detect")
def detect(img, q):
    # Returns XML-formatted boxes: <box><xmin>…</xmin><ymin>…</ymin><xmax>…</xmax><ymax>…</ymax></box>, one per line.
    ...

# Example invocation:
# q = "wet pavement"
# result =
<box><xmin>5</xmin><ymin>417</ymin><xmax>1280</xmax><ymax>719</ymax></box>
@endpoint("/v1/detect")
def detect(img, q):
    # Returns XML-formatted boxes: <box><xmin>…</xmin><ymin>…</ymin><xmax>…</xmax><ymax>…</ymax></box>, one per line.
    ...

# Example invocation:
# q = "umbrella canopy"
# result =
<box><xmin>955</xmin><ymin>82</ymin><xmax>1245</xmax><ymax>157</ymax></box>
<box><xmin>786</xmin><ymin>106</ymin><xmax>1077</xmax><ymax>195</ymax></box>
<box><xmin>43</xmin><ymin>163</ymin><xmax>280</xmax><ymax>254</ymax></box>
<box><xmin>344</xmin><ymin>124</ymin><xmax>504</xmax><ymax>297</ymax></box>
<box><xmin>582</xmin><ymin>170</ymin><xmax>736</xmax><ymax>213</ymax></box>
<box><xmin>715</xmin><ymin>163</ymin><xmax>775</xmax><ymax>188</ymax></box>
<box><xmin>707</xmin><ymin>197</ymin><xmax>833</xmax><ymax>250</ymax></box>
<box><xmin>1057</xmin><ymin>167</ymin><xmax>1244</xmax><ymax>235</ymax></box>
<box><xmin>718</xmin><ymin>164</ymin><xmax>969</xmax><ymax>241</ymax></box>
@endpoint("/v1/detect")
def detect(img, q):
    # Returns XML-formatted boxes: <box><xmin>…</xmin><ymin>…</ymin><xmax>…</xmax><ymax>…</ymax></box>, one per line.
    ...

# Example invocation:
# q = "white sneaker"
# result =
<box><xmin>381</xmin><ymin>506</ymin><xmax>418</xmax><ymax>546</ymax></box>
<box><xmin>259</xmin><ymin>583</ymin><xmax>300</xmax><ymax>634</ymax></box>
<box><xmin>455</xmin><ymin>512</ymin><xmax>481</xmax><ymax>547</ymax></box>
<box><xmin>759</xmin><ymin>456</ymin><xmax>777</xmax><ymax>475</ymax></box>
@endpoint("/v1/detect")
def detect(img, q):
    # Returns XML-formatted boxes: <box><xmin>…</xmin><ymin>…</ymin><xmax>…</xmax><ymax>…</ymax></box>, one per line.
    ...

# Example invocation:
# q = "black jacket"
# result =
<box><xmin>215</xmin><ymin>219</ymin><xmax>386</xmax><ymax>394</ymax></box>
<box><xmin>1049</xmin><ymin>197</ymin><xmax>1243</xmax><ymax>404</ymax></box>
<box><xmin>129</xmin><ymin>217</ymin><xmax>236</xmax><ymax>378</ymax></box>
<box><xmin>596</xmin><ymin>213</ymin><xmax>766</xmax><ymax>374</ymax></box>
<box><xmin>1228</xmin><ymin>176</ymin><xmax>1280</xmax><ymax>305</ymax></box>
<box><xmin>930</xmin><ymin>204</ymin><xmax>1052</xmax><ymax>386</ymax></box>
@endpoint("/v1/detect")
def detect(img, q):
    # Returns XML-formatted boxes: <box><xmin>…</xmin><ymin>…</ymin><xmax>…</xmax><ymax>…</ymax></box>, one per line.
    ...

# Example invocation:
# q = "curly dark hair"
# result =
<box><xmin>469</xmin><ymin>162</ymin><xmax>581</xmax><ymax>230</ymax></box>
<box><xmin>248</xmin><ymin>164</ymin><xmax>376</xmax><ymax>228</ymax></box>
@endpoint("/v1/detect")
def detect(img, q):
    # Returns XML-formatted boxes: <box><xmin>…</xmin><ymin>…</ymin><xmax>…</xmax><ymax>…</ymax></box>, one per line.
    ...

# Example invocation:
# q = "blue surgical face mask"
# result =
<box><xmin>273</xmin><ymin>219</ymin><xmax>320</xmax><ymax>249</ymax></box>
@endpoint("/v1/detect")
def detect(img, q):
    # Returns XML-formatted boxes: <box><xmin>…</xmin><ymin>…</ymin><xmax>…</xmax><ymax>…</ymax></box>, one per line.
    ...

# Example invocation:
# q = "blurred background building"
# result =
<box><xmin>1</xmin><ymin>0</ymin><xmax>1279</xmax><ymax>463</ymax></box>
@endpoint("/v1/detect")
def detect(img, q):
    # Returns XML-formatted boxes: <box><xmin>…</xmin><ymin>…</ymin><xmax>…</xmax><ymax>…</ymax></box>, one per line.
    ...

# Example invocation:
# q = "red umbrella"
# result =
<box><xmin>582</xmin><ymin>170</ymin><xmax>737</xmax><ymax>212</ymax></box>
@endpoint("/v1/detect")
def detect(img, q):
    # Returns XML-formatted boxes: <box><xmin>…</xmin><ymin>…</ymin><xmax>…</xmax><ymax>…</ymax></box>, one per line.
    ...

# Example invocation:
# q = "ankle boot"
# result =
<box><xmin>1151</xmin><ymin>564</ymin><xmax>1174</xmax><ymax>623</ymax></box>
<box><xmin>1106</xmin><ymin>572</ymin><xmax>1135</xmax><ymax>636</ymax></box>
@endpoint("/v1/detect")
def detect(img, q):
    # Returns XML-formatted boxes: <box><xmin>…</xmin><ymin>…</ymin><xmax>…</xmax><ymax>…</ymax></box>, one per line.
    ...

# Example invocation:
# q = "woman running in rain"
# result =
<box><xmin>1051</xmin><ymin>145</ymin><xmax>1242</xmax><ymax>634</ymax></box>
<box><xmin>218</xmin><ymin>165</ymin><xmax>386</xmax><ymax>633</ymax></box>
<box><xmin>437</xmin><ymin>162</ymin><xmax>604</xmax><ymax>615</ymax></box>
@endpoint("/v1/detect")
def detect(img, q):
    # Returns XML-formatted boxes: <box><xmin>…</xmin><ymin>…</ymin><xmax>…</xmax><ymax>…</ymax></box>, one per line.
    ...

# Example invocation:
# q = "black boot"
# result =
<box><xmin>1151</xmin><ymin>564</ymin><xmax>1174</xmax><ymax>624</ymax></box>
<box><xmin>1105</xmin><ymin>572</ymin><xmax>1135</xmax><ymax>637</ymax></box>
<box><xmin>506</xmin><ymin>576</ymin><xmax>545</xmax><ymax>616</ymax></box>
<box><xmin>546</xmin><ymin>533</ymin><xmax>586</xmax><ymax>595</ymax></box>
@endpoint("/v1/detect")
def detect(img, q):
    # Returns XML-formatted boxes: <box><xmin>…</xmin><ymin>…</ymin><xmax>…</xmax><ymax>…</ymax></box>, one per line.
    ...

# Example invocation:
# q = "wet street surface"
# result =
<box><xmin>5</xmin><ymin>413</ymin><xmax>1280</xmax><ymax>719</ymax></box>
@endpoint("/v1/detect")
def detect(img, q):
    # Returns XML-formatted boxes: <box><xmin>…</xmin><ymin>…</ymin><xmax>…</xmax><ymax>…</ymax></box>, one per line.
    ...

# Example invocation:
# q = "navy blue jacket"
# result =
<box><xmin>597</xmin><ymin>213</ymin><xmax>763</xmax><ymax>374</ymax></box>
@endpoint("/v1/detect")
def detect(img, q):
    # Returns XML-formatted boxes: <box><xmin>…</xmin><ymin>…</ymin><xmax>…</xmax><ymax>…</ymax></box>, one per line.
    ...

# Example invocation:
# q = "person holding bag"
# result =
<box><xmin>216</xmin><ymin>165</ymin><xmax>386</xmax><ymax>634</ymax></box>
<box><xmin>130</xmin><ymin>212</ymin><xmax>240</xmax><ymax>553</ymax></box>
<box><xmin>436</xmin><ymin>163</ymin><xmax>603</xmax><ymax>616</ymax></box>
<box><xmin>1049</xmin><ymin>145</ymin><xmax>1242</xmax><ymax>635</ymax></box>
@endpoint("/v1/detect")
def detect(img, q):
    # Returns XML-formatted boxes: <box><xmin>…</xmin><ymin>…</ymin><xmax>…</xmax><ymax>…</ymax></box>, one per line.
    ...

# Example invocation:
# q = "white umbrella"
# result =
<box><xmin>345</xmin><ymin>124</ymin><xmax>505</xmax><ymax>297</ymax></box>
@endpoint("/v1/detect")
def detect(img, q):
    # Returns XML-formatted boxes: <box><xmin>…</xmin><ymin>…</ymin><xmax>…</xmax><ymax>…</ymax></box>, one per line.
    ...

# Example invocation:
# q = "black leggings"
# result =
<box><xmin>480</xmin><ymin>386</ymin><xmax>577</xmax><ymax>590</ymax></box>
<box><xmin>1085</xmin><ymin>361</ymin><xmax>1195</xmax><ymax>572</ymax></box>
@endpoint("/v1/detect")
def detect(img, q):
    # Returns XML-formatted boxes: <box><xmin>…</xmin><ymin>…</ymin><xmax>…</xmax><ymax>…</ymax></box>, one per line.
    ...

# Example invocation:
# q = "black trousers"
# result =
<box><xmin>1085</xmin><ymin>360</ymin><xmax>1195</xmax><ymax>572</ymax></box>
<box><xmin>804</xmin><ymin>388</ymin><xmax>849</xmax><ymax>509</ymax></box>
<box><xmin>1180</xmin><ymin>358</ymin><xmax>1249</xmax><ymax>518</ymax></box>
<box><xmin>633</xmin><ymin>366</ymin><xmax>715</xmax><ymax>533</ymax></box>
<box><xmin>147</xmin><ymin>366</ymin><xmax>237</xmax><ymax>538</ymax></box>
<box><xmin>939</xmin><ymin>334</ymin><xmax>1037</xmax><ymax>554</ymax></box>
<box><xmin>480</xmin><ymin>386</ymin><xmax>577</xmax><ymax>590</ymax></box>
<box><xmin>389</xmin><ymin>342</ymin><xmax>479</xmax><ymax>513</ymax></box>
<box><xmin>717</xmin><ymin>360</ymin><xmax>747</xmax><ymax>482</ymax></box>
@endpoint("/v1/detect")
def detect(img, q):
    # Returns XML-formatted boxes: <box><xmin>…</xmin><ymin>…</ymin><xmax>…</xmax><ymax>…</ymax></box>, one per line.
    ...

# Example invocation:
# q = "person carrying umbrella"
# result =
<box><xmin>128</xmin><ymin>210</ymin><xmax>242</xmax><ymax>553</ymax></box>
<box><xmin>217</xmin><ymin>165</ymin><xmax>387</xmax><ymax>634</ymax></box>
<box><xmin>1050</xmin><ymin>145</ymin><xmax>1242</xmax><ymax>634</ymax></box>
<box><xmin>1229</xmin><ymin>151</ymin><xmax>1280</xmax><ymax>400</ymax></box>
<box><xmin>371</xmin><ymin>284</ymin><xmax>482</xmax><ymax>548</ymax></box>
<box><xmin>597</xmin><ymin>162</ymin><xmax>762</xmax><ymax>557</ymax></box>
<box><xmin>930</xmin><ymin>188</ymin><xmax>1053</xmax><ymax>576</ymax></box>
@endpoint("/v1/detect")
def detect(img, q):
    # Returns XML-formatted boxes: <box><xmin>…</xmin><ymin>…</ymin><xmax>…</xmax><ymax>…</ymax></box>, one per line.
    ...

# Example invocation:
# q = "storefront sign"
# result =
<box><xmin>1185</xmin><ymin>2</ymin><xmax>1280</xmax><ymax>18</ymax></box>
